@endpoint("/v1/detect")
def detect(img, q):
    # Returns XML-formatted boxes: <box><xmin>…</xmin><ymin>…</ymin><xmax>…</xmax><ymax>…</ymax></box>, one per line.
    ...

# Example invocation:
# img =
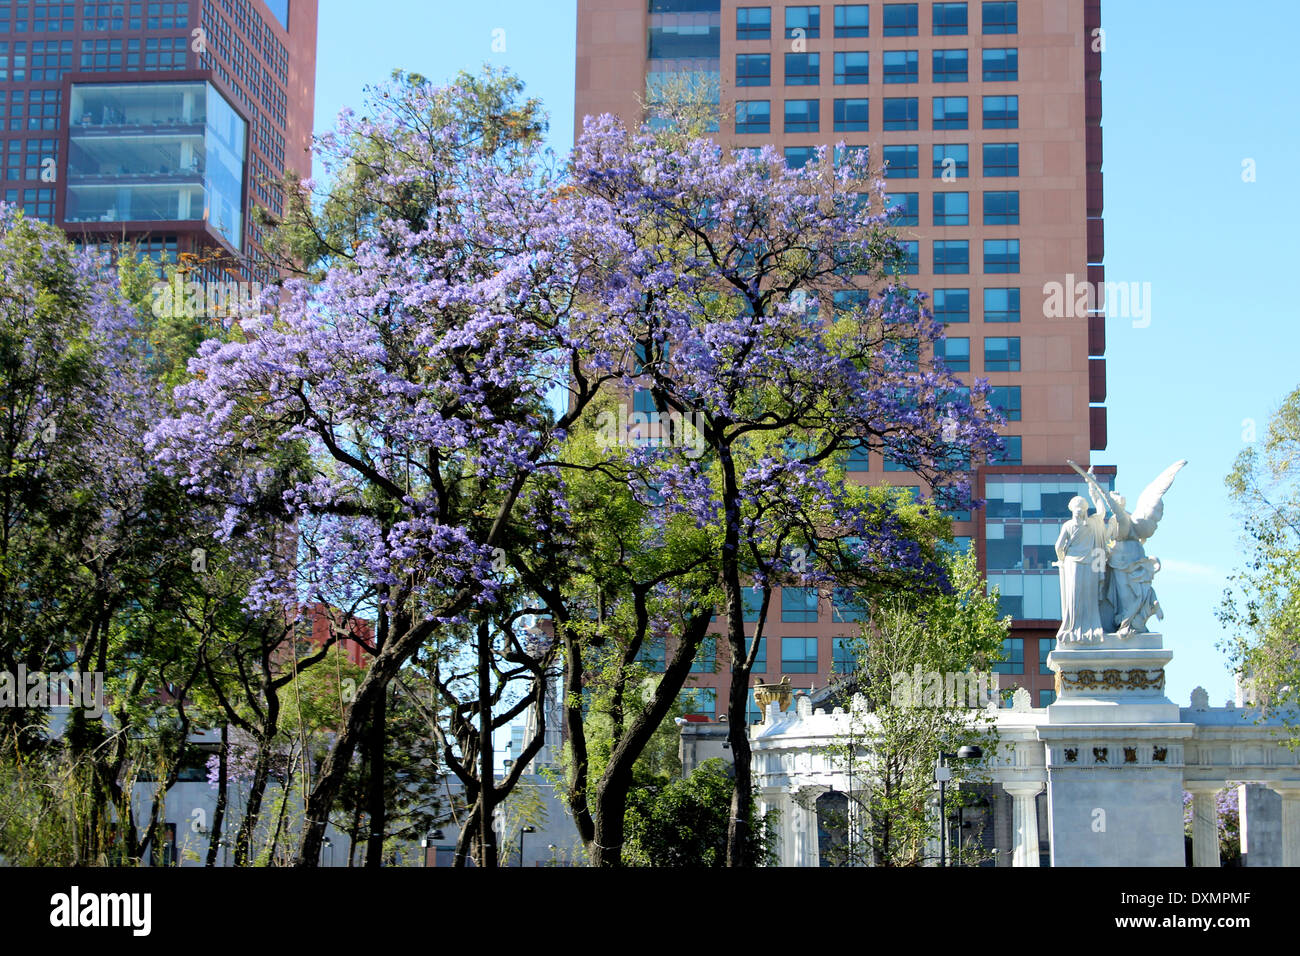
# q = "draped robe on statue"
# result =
<box><xmin>1055</xmin><ymin>510</ymin><xmax>1107</xmax><ymax>643</ymax></box>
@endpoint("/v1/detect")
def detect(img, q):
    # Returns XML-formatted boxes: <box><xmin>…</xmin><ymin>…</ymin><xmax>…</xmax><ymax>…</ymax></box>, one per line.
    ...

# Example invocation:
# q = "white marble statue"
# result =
<box><xmin>1066</xmin><ymin>459</ymin><xmax>1187</xmax><ymax>638</ymax></box>
<box><xmin>1053</xmin><ymin>467</ymin><xmax>1109</xmax><ymax>643</ymax></box>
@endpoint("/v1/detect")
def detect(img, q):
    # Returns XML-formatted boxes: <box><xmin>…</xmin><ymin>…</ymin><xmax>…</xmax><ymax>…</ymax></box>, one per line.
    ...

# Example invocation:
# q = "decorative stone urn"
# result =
<box><xmin>753</xmin><ymin>676</ymin><xmax>793</xmax><ymax>719</ymax></box>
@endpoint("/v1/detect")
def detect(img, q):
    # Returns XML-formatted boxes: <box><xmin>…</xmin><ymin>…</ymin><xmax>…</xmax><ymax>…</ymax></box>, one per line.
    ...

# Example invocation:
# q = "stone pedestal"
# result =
<box><xmin>1046</xmin><ymin>632</ymin><xmax>1178</xmax><ymax>723</ymax></box>
<box><xmin>1041</xmin><ymin>632</ymin><xmax>1193</xmax><ymax>866</ymax></box>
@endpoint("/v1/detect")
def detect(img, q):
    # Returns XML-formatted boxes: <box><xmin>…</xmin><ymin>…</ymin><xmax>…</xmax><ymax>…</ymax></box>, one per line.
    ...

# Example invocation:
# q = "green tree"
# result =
<box><xmin>623</xmin><ymin>758</ymin><xmax>774</xmax><ymax>867</ymax></box>
<box><xmin>1220</xmin><ymin>386</ymin><xmax>1300</xmax><ymax>743</ymax></box>
<box><xmin>821</xmin><ymin>549</ymin><xmax>1008</xmax><ymax>866</ymax></box>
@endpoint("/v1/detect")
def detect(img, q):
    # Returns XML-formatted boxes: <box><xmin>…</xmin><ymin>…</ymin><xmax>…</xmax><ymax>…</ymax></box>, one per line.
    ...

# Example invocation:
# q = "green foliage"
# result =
<box><xmin>262</xmin><ymin>66</ymin><xmax>546</xmax><ymax>281</ymax></box>
<box><xmin>1220</xmin><ymin>386</ymin><xmax>1300</xmax><ymax>744</ymax></box>
<box><xmin>623</xmin><ymin>758</ymin><xmax>774</xmax><ymax>867</ymax></box>
<box><xmin>821</xmin><ymin>549</ymin><xmax>1008</xmax><ymax>866</ymax></box>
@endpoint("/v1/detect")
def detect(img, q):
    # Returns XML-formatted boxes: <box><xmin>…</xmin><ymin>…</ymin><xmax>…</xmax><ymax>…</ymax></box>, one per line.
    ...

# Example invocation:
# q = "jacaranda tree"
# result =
<box><xmin>559</xmin><ymin>116</ymin><xmax>1004</xmax><ymax>864</ymax></box>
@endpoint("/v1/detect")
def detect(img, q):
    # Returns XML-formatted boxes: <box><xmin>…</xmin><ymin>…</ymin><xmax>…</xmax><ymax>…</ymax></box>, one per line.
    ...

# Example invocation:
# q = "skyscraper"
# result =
<box><xmin>575</xmin><ymin>0</ymin><xmax>1108</xmax><ymax>713</ymax></box>
<box><xmin>0</xmin><ymin>0</ymin><xmax>317</xmax><ymax>281</ymax></box>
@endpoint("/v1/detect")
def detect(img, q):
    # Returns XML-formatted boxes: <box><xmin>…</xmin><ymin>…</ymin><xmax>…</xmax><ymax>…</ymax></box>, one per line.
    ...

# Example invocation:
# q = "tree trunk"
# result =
<box><xmin>206</xmin><ymin>722</ymin><xmax>229</xmax><ymax>866</ymax></box>
<box><xmin>475</xmin><ymin>620</ymin><xmax>498</xmax><ymax>867</ymax></box>
<box><xmin>718</xmin><ymin>442</ymin><xmax>755</xmax><ymax>867</ymax></box>
<box><xmin>363</xmin><ymin>662</ymin><xmax>388</xmax><ymax>865</ymax></box>
<box><xmin>234</xmin><ymin>743</ymin><xmax>271</xmax><ymax>866</ymax></box>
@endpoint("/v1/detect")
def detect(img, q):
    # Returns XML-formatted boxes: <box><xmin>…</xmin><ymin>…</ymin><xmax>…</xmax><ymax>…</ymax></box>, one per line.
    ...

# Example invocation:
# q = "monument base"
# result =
<box><xmin>1041</xmin><ymin>632</ymin><xmax>1192</xmax><ymax>865</ymax></box>
<box><xmin>1046</xmin><ymin>632</ymin><xmax>1178</xmax><ymax>723</ymax></box>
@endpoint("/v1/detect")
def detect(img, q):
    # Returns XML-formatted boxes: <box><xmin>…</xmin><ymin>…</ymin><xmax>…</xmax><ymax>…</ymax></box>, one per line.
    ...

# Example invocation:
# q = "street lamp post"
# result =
<box><xmin>936</xmin><ymin>745</ymin><xmax>982</xmax><ymax>867</ymax></box>
<box><xmin>519</xmin><ymin>825</ymin><xmax>536</xmax><ymax>867</ymax></box>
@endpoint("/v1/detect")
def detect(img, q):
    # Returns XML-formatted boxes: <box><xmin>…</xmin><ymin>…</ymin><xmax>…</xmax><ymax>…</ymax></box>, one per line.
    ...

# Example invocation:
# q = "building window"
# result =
<box><xmin>66</xmin><ymin>80</ymin><xmax>247</xmax><ymax>252</ymax></box>
<box><xmin>933</xmin><ymin>191</ymin><xmax>969</xmax><ymax>226</ymax></box>
<box><xmin>835</xmin><ymin>50</ymin><xmax>870</xmax><ymax>84</ymax></box>
<box><xmin>982</xmin><ymin>94</ymin><xmax>1019</xmax><ymax>128</ymax></box>
<box><xmin>846</xmin><ymin>439</ymin><xmax>871</xmax><ymax>471</ymax></box>
<box><xmin>786</xmin><ymin>5</ymin><xmax>821</xmax><ymax>37</ymax></box>
<box><xmin>834</xmin><ymin>289</ymin><xmax>873</xmax><ymax>313</ymax></box>
<box><xmin>933</xmin><ymin>288</ymin><xmax>969</xmax><ymax>323</ymax></box>
<box><xmin>932</xmin><ymin>95</ymin><xmax>968</xmax><ymax>129</ymax></box>
<box><xmin>735</xmin><ymin>99</ymin><xmax>771</xmax><ymax>134</ymax></box>
<box><xmin>932</xmin><ymin>2</ymin><xmax>968</xmax><ymax>34</ymax></box>
<box><xmin>882</xmin><ymin>143</ymin><xmax>918</xmax><ymax>178</ymax></box>
<box><xmin>679</xmin><ymin>687</ymin><xmax>717</xmax><ymax>718</ymax></box>
<box><xmin>982</xmin><ymin>47</ymin><xmax>1018</xmax><ymax>81</ymax></box>
<box><xmin>781</xmin><ymin>636</ymin><xmax>819</xmax><ymax>673</ymax></box>
<box><xmin>882</xmin><ymin>3</ymin><xmax>919</xmax><ymax>35</ymax></box>
<box><xmin>836</xmin><ymin>144</ymin><xmax>870</xmax><ymax>167</ymax></box>
<box><xmin>633</xmin><ymin>388</ymin><xmax>657</xmax><ymax>414</ymax></box>
<box><xmin>832</xmin><ymin>636</ymin><xmax>860</xmax><ymax>673</ymax></box>
<box><xmin>984</xmin><ymin>238</ymin><xmax>1020</xmax><ymax>273</ymax></box>
<box><xmin>936</xmin><ymin>336</ymin><xmax>970</xmax><ymax>371</ymax></box>
<box><xmin>932</xmin><ymin>143</ymin><xmax>969</xmax><ymax>177</ymax></box>
<box><xmin>983</xmin><ymin>189</ymin><xmax>1019</xmax><ymax>225</ymax></box>
<box><xmin>835</xmin><ymin>3</ymin><xmax>870</xmax><ymax>36</ymax></box>
<box><xmin>781</xmin><ymin>587</ymin><xmax>819</xmax><ymax>623</ymax></box>
<box><xmin>932</xmin><ymin>49</ymin><xmax>968</xmax><ymax>82</ymax></box>
<box><xmin>784</xmin><ymin>98</ymin><xmax>820</xmax><ymax>133</ymax></box>
<box><xmin>933</xmin><ymin>239</ymin><xmax>969</xmax><ymax>274</ymax></box>
<box><xmin>992</xmin><ymin>435</ymin><xmax>1022</xmax><ymax>465</ymax></box>
<box><xmin>993</xmin><ymin>637</ymin><xmax>1024</xmax><ymax>674</ymax></box>
<box><xmin>886</xmin><ymin>191</ymin><xmax>919</xmax><ymax>225</ymax></box>
<box><xmin>982</xmin><ymin>141</ymin><xmax>1019</xmax><ymax>176</ymax></box>
<box><xmin>881</xmin><ymin>49</ymin><xmax>917</xmax><ymax>82</ymax></box>
<box><xmin>832</xmin><ymin>589</ymin><xmax>870</xmax><ymax>623</ymax></box>
<box><xmin>834</xmin><ymin>97</ymin><xmax>870</xmax><ymax>130</ymax></box>
<box><xmin>785</xmin><ymin>52</ymin><xmax>821</xmax><ymax>85</ymax></box>
<box><xmin>989</xmin><ymin>385</ymin><xmax>1021</xmax><ymax>421</ymax></box>
<box><xmin>883</xmin><ymin>96</ymin><xmax>919</xmax><ymax>130</ymax></box>
<box><xmin>941</xmin><ymin>535</ymin><xmax>974</xmax><ymax>556</ymax></box>
<box><xmin>897</xmin><ymin>239</ymin><xmax>920</xmax><ymax>274</ymax></box>
<box><xmin>982</xmin><ymin>1</ymin><xmax>1017</xmax><ymax>34</ymax></box>
<box><xmin>737</xmin><ymin>6</ymin><xmax>773</xmax><ymax>39</ymax></box>
<box><xmin>1039</xmin><ymin>689</ymin><xmax>1056</xmax><ymax>707</ymax></box>
<box><xmin>785</xmin><ymin>146</ymin><xmax>817</xmax><ymax>169</ymax></box>
<box><xmin>1039</xmin><ymin>637</ymin><xmax>1054</xmax><ymax>675</ymax></box>
<box><xmin>637</xmin><ymin>642</ymin><xmax>666</xmax><ymax>673</ymax></box>
<box><xmin>740</xmin><ymin>586</ymin><xmax>766</xmax><ymax>623</ymax></box>
<box><xmin>691</xmin><ymin>636</ymin><xmax>717</xmax><ymax>673</ymax></box>
<box><xmin>734</xmin><ymin>635</ymin><xmax>768</xmax><ymax>673</ymax></box>
<box><xmin>984</xmin><ymin>335</ymin><xmax>1020</xmax><ymax>371</ymax></box>
<box><xmin>984</xmin><ymin>287</ymin><xmax>1020</xmax><ymax>322</ymax></box>
<box><xmin>736</xmin><ymin>53</ymin><xmax>771</xmax><ymax>86</ymax></box>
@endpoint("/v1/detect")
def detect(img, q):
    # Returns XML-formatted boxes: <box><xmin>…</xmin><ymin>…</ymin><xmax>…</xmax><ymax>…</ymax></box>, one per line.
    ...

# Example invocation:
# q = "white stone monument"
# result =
<box><xmin>1042</xmin><ymin>460</ymin><xmax>1190</xmax><ymax>865</ymax></box>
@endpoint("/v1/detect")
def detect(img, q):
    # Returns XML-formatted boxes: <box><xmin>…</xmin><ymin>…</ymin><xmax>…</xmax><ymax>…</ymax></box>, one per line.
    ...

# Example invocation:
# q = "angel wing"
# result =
<box><xmin>1132</xmin><ymin>459</ymin><xmax>1187</xmax><ymax>529</ymax></box>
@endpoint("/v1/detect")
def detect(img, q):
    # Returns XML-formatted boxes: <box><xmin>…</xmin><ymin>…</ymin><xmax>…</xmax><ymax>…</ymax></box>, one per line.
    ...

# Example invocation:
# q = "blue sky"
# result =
<box><xmin>312</xmin><ymin>0</ymin><xmax>1300</xmax><ymax>706</ymax></box>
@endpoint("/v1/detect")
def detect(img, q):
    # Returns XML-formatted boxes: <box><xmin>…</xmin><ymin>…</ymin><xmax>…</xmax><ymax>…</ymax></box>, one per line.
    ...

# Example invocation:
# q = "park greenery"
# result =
<box><xmin>0</xmin><ymin>66</ymin><xmax>1017</xmax><ymax>867</ymax></box>
<box><xmin>1220</xmin><ymin>385</ymin><xmax>1300</xmax><ymax>745</ymax></box>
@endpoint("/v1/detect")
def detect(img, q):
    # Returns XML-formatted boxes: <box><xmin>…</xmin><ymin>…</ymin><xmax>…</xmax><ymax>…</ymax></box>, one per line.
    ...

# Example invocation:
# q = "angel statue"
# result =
<box><xmin>1068</xmin><ymin>459</ymin><xmax>1187</xmax><ymax>637</ymax></box>
<box><xmin>1053</xmin><ymin>465</ymin><xmax>1109</xmax><ymax>643</ymax></box>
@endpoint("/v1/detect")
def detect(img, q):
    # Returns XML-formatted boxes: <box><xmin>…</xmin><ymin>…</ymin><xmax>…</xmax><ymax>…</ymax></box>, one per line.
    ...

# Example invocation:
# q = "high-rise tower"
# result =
<box><xmin>0</xmin><ymin>0</ymin><xmax>317</xmax><ymax>280</ymax></box>
<box><xmin>576</xmin><ymin>0</ymin><xmax>1109</xmax><ymax>713</ymax></box>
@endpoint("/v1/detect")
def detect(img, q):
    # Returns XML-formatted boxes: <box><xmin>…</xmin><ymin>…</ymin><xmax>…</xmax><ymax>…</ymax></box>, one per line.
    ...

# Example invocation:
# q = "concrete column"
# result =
<box><xmin>1268</xmin><ymin>784</ymin><xmax>1300</xmax><ymax>868</ymax></box>
<box><xmin>1185</xmin><ymin>783</ymin><xmax>1222</xmax><ymax>867</ymax></box>
<box><xmin>1004</xmin><ymin>783</ymin><xmax>1044</xmax><ymax>867</ymax></box>
<box><xmin>788</xmin><ymin>790</ymin><xmax>820</xmax><ymax>867</ymax></box>
<box><xmin>1239</xmin><ymin>783</ymin><xmax>1283</xmax><ymax>867</ymax></box>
